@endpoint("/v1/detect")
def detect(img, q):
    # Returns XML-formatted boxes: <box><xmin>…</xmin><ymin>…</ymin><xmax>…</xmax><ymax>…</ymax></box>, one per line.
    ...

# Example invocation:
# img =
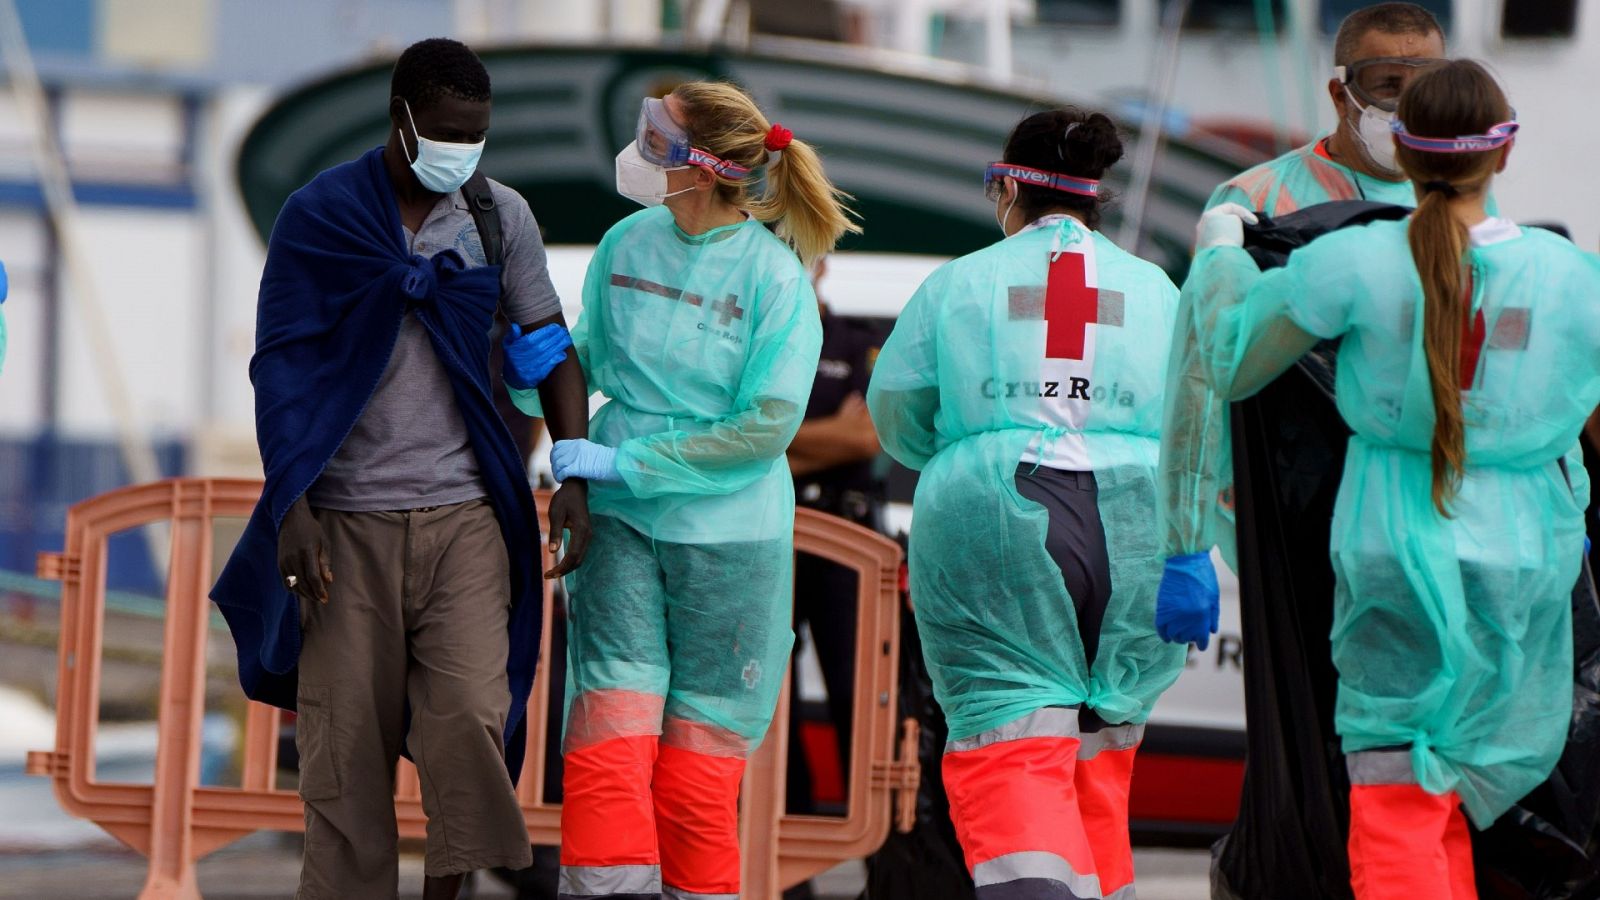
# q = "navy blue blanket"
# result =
<box><xmin>211</xmin><ymin>147</ymin><xmax>541</xmax><ymax>778</ymax></box>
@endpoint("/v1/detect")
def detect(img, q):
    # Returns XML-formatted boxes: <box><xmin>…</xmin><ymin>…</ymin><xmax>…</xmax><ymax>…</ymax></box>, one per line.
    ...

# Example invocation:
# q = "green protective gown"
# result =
<box><xmin>1173</xmin><ymin>216</ymin><xmax>1600</xmax><ymax>825</ymax></box>
<box><xmin>1169</xmin><ymin>138</ymin><xmax>1500</xmax><ymax>563</ymax></box>
<box><xmin>512</xmin><ymin>205</ymin><xmax>821</xmax><ymax>748</ymax></box>
<box><xmin>1207</xmin><ymin>137</ymin><xmax>1418</xmax><ymax>215</ymax></box>
<box><xmin>867</xmin><ymin>215</ymin><xmax>1187</xmax><ymax>741</ymax></box>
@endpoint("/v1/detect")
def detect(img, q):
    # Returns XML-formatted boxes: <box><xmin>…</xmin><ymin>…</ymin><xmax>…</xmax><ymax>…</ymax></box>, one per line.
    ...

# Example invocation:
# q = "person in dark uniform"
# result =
<box><xmin>784</xmin><ymin>257</ymin><xmax>885</xmax><ymax>827</ymax></box>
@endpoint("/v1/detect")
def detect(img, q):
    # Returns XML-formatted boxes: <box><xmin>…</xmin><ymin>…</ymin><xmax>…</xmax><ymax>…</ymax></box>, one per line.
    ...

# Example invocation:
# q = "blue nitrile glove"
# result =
<box><xmin>1155</xmin><ymin>551</ymin><xmax>1221</xmax><ymax>651</ymax></box>
<box><xmin>502</xmin><ymin>322</ymin><xmax>573</xmax><ymax>390</ymax></box>
<box><xmin>551</xmin><ymin>439</ymin><xmax>621</xmax><ymax>483</ymax></box>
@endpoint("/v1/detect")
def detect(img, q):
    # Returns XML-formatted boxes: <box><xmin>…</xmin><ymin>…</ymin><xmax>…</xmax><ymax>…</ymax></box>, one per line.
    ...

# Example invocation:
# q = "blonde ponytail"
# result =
<box><xmin>671</xmin><ymin>81</ymin><xmax>860</xmax><ymax>266</ymax></box>
<box><xmin>747</xmin><ymin>136</ymin><xmax>859</xmax><ymax>267</ymax></box>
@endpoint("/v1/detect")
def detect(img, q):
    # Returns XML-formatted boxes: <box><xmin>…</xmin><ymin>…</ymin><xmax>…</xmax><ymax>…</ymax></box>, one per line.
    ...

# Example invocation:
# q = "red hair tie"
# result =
<box><xmin>764</xmin><ymin>123</ymin><xmax>794</xmax><ymax>152</ymax></box>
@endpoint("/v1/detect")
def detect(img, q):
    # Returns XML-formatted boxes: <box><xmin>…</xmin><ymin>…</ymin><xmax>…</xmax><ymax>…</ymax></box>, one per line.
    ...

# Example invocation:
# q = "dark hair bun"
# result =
<box><xmin>1003</xmin><ymin>108</ymin><xmax>1124</xmax><ymax>181</ymax></box>
<box><xmin>1000</xmin><ymin>107</ymin><xmax>1123</xmax><ymax>229</ymax></box>
<box><xmin>1059</xmin><ymin>112</ymin><xmax>1123</xmax><ymax>177</ymax></box>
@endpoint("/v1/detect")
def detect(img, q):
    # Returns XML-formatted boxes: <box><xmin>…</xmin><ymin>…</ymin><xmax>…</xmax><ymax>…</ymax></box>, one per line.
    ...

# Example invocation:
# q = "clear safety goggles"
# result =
<box><xmin>636</xmin><ymin>97</ymin><xmax>752</xmax><ymax>179</ymax></box>
<box><xmin>983</xmin><ymin>162</ymin><xmax>1101</xmax><ymax>202</ymax></box>
<box><xmin>1333</xmin><ymin>57</ymin><xmax>1444</xmax><ymax>112</ymax></box>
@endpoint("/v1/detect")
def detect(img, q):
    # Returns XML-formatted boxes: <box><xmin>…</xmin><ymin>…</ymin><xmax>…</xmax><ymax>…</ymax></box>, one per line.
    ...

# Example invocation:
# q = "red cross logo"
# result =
<box><xmin>610</xmin><ymin>274</ymin><xmax>745</xmax><ymax>330</ymax></box>
<box><xmin>1007</xmin><ymin>252</ymin><xmax>1123</xmax><ymax>360</ymax></box>
<box><xmin>712</xmin><ymin>294</ymin><xmax>744</xmax><ymax>327</ymax></box>
<box><xmin>1458</xmin><ymin>305</ymin><xmax>1530</xmax><ymax>390</ymax></box>
<box><xmin>1454</xmin><ymin>271</ymin><xmax>1534</xmax><ymax>391</ymax></box>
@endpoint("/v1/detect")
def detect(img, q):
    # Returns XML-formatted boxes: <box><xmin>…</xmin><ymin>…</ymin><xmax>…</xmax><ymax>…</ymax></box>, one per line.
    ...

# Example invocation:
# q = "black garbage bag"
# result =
<box><xmin>1209</xmin><ymin>201</ymin><xmax>1406</xmax><ymax>900</ymax></box>
<box><xmin>1209</xmin><ymin>328</ymin><xmax>1360</xmax><ymax>900</ymax></box>
<box><xmin>1210</xmin><ymin>202</ymin><xmax>1600</xmax><ymax>899</ymax></box>
<box><xmin>861</xmin><ymin>552</ymin><xmax>974</xmax><ymax>900</ymax></box>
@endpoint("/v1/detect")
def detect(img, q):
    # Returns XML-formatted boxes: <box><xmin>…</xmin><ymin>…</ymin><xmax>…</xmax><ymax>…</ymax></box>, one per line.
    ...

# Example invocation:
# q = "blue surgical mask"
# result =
<box><xmin>399</xmin><ymin>99</ymin><xmax>484</xmax><ymax>194</ymax></box>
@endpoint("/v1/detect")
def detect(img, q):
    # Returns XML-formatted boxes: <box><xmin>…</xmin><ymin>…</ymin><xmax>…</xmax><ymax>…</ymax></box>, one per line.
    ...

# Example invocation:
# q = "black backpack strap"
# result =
<box><xmin>461</xmin><ymin>169</ymin><xmax>504</xmax><ymax>268</ymax></box>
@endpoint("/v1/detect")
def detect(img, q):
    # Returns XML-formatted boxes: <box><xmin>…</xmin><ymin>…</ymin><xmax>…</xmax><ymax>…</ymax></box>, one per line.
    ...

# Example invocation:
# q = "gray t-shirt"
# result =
<box><xmin>306</xmin><ymin>179</ymin><xmax>562</xmax><ymax>512</ymax></box>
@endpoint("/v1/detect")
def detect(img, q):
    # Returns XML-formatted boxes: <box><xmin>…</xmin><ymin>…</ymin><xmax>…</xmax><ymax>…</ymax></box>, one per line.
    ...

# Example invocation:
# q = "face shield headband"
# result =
<box><xmin>984</xmin><ymin>163</ymin><xmax>1100</xmax><ymax>201</ymax></box>
<box><xmin>1389</xmin><ymin>118</ymin><xmax>1519</xmax><ymax>153</ymax></box>
<box><xmin>684</xmin><ymin>147</ymin><xmax>753</xmax><ymax>179</ymax></box>
<box><xmin>637</xmin><ymin>97</ymin><xmax>753</xmax><ymax>180</ymax></box>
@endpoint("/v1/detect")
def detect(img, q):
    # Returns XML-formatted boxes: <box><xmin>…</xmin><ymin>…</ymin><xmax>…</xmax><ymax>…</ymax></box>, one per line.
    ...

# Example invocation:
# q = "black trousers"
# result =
<box><xmin>1013</xmin><ymin>465</ymin><xmax>1113</xmax><ymax>673</ymax></box>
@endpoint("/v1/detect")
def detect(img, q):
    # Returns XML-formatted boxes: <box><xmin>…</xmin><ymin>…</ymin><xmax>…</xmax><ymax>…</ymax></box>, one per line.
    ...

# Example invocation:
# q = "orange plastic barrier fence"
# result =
<box><xmin>25</xmin><ymin>478</ymin><xmax>918</xmax><ymax>899</ymax></box>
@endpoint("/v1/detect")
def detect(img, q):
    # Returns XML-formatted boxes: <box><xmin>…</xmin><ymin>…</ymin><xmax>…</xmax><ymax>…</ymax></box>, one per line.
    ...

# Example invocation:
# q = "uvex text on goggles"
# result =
<box><xmin>1333</xmin><ymin>57</ymin><xmax>1442</xmax><ymax>112</ymax></box>
<box><xmin>1390</xmin><ymin>118</ymin><xmax>1519</xmax><ymax>153</ymax></box>
<box><xmin>636</xmin><ymin>97</ymin><xmax>753</xmax><ymax>179</ymax></box>
<box><xmin>984</xmin><ymin>162</ymin><xmax>1101</xmax><ymax>201</ymax></box>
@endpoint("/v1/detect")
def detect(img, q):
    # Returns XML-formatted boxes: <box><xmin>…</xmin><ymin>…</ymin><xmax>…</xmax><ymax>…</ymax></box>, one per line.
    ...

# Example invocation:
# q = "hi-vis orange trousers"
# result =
<box><xmin>555</xmin><ymin>516</ymin><xmax>794</xmax><ymax>900</ymax></box>
<box><xmin>559</xmin><ymin>698</ymin><xmax>747</xmax><ymax>900</ymax></box>
<box><xmin>1346</xmin><ymin>749</ymin><xmax>1477</xmax><ymax>900</ymax></box>
<box><xmin>941</xmin><ymin>707</ymin><xmax>1144</xmax><ymax>900</ymax></box>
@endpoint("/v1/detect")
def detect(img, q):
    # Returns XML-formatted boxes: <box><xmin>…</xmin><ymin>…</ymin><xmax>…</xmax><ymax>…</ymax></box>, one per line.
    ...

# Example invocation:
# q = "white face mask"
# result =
<box><xmin>1345</xmin><ymin>87</ymin><xmax>1400</xmax><ymax>177</ymax></box>
<box><xmin>399</xmin><ymin>99</ymin><xmax>484</xmax><ymax>194</ymax></box>
<box><xmin>615</xmin><ymin>141</ymin><xmax>693</xmax><ymax>207</ymax></box>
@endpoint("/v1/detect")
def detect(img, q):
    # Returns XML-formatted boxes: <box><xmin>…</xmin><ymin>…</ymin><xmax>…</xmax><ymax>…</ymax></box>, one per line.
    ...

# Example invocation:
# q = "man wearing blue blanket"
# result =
<box><xmin>212</xmin><ymin>38</ymin><xmax>589</xmax><ymax>900</ymax></box>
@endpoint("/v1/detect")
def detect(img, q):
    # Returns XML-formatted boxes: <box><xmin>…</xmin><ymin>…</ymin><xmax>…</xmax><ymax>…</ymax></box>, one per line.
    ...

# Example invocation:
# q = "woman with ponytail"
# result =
<box><xmin>1172</xmin><ymin>60</ymin><xmax>1600</xmax><ymax>898</ymax></box>
<box><xmin>867</xmin><ymin>109</ymin><xmax>1188</xmax><ymax>899</ymax></box>
<box><xmin>503</xmin><ymin>82</ymin><xmax>855</xmax><ymax>898</ymax></box>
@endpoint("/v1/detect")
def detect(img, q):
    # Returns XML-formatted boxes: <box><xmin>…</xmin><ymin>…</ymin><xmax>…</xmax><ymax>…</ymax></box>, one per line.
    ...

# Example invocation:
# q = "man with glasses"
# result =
<box><xmin>1209</xmin><ymin>3</ymin><xmax>1445</xmax><ymax>215</ymax></box>
<box><xmin>1186</xmin><ymin>2</ymin><xmax>1451</xmax><ymax>573</ymax></box>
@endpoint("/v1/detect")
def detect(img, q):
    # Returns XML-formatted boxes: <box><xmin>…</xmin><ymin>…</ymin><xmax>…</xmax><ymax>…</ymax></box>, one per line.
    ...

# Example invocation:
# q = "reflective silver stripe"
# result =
<box><xmin>1103</xmin><ymin>883</ymin><xmax>1137</xmax><ymax>900</ymax></box>
<box><xmin>1077</xmin><ymin>723</ymin><xmax>1143</xmax><ymax>761</ymax></box>
<box><xmin>1347</xmin><ymin>749</ymin><xmax>1417</xmax><ymax>786</ymax></box>
<box><xmin>1097</xmin><ymin>290</ymin><xmax>1126</xmax><ymax>327</ymax></box>
<box><xmin>972</xmin><ymin>850</ymin><xmax>1104</xmax><ymax>898</ymax></box>
<box><xmin>947</xmin><ymin>707</ymin><xmax>1081</xmax><ymax>754</ymax></box>
<box><xmin>558</xmin><ymin>863</ymin><xmax>661</xmax><ymax>896</ymax></box>
<box><xmin>663</xmin><ymin>887</ymin><xmax>739</xmax><ymax>900</ymax></box>
<box><xmin>1488</xmin><ymin>307</ymin><xmax>1531</xmax><ymax>349</ymax></box>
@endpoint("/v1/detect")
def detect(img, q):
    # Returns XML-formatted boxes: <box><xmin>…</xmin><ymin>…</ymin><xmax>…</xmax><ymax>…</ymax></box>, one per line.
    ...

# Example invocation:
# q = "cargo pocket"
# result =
<box><xmin>295</xmin><ymin>684</ymin><xmax>341</xmax><ymax>801</ymax></box>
